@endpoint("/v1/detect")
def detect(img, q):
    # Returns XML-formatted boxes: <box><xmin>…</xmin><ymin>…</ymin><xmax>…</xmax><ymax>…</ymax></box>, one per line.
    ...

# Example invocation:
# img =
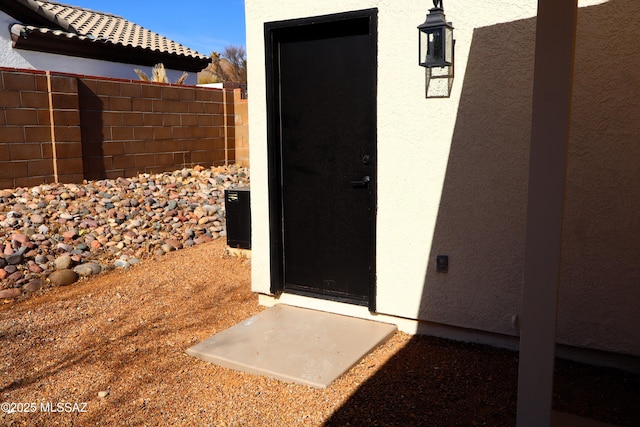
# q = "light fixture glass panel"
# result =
<box><xmin>428</xmin><ymin>29</ymin><xmax>444</xmax><ymax>65</ymax></box>
<box><xmin>444</xmin><ymin>26</ymin><xmax>453</xmax><ymax>65</ymax></box>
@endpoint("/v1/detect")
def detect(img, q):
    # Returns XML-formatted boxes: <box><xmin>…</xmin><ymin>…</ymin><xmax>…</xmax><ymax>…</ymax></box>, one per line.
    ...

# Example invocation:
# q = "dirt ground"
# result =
<box><xmin>0</xmin><ymin>239</ymin><xmax>638</xmax><ymax>426</ymax></box>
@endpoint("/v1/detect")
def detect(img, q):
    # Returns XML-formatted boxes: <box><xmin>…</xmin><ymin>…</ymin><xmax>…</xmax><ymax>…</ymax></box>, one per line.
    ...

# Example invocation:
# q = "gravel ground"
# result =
<box><xmin>0</xmin><ymin>239</ymin><xmax>638</xmax><ymax>426</ymax></box>
<box><xmin>0</xmin><ymin>165</ymin><xmax>249</xmax><ymax>299</ymax></box>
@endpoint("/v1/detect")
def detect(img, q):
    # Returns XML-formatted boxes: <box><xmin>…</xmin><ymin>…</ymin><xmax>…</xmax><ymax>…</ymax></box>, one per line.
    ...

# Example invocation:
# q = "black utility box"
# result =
<box><xmin>225</xmin><ymin>187</ymin><xmax>251</xmax><ymax>249</ymax></box>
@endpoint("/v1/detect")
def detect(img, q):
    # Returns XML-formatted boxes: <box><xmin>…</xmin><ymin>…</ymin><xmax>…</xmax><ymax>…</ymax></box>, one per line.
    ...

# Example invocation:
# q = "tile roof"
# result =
<box><xmin>7</xmin><ymin>0</ymin><xmax>208</xmax><ymax>67</ymax></box>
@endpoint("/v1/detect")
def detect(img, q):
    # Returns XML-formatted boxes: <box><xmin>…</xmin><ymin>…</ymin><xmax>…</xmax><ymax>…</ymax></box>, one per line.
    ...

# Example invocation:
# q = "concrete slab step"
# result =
<box><xmin>186</xmin><ymin>304</ymin><xmax>397</xmax><ymax>388</ymax></box>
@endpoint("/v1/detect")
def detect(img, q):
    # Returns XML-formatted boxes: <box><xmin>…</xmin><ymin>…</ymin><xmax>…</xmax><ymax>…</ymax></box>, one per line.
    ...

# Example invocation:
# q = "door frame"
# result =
<box><xmin>264</xmin><ymin>9</ymin><xmax>378</xmax><ymax>311</ymax></box>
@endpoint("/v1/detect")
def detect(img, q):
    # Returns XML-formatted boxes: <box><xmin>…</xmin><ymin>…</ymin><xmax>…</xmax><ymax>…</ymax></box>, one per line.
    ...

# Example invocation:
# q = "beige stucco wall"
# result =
<box><xmin>246</xmin><ymin>0</ymin><xmax>640</xmax><ymax>357</ymax></box>
<box><xmin>557</xmin><ymin>0</ymin><xmax>640</xmax><ymax>354</ymax></box>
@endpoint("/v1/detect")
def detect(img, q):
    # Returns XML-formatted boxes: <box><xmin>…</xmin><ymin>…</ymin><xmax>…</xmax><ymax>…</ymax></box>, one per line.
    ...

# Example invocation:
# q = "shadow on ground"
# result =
<box><xmin>324</xmin><ymin>335</ymin><xmax>639</xmax><ymax>426</ymax></box>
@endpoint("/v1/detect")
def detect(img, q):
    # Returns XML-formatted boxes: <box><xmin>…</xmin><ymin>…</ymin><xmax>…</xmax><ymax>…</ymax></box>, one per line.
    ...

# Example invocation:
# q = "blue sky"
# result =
<box><xmin>66</xmin><ymin>0</ymin><xmax>246</xmax><ymax>57</ymax></box>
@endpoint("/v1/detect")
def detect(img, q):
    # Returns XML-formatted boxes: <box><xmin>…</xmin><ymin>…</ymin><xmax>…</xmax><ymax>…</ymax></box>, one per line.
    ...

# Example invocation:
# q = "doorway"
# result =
<box><xmin>266</xmin><ymin>9</ymin><xmax>377</xmax><ymax>309</ymax></box>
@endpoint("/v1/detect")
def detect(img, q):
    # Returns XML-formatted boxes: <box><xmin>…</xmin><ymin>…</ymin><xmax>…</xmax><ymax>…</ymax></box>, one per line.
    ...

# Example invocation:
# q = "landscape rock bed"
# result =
<box><xmin>0</xmin><ymin>165</ymin><xmax>249</xmax><ymax>300</ymax></box>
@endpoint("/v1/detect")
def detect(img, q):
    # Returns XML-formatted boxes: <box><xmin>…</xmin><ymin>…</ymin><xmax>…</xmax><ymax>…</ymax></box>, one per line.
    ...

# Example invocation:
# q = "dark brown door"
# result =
<box><xmin>266</xmin><ymin>10</ymin><xmax>377</xmax><ymax>308</ymax></box>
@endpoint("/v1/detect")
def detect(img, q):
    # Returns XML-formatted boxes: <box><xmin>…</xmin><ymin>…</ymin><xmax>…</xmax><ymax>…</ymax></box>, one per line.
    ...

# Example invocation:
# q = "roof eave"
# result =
<box><xmin>1</xmin><ymin>0</ymin><xmax>74</xmax><ymax>32</ymax></box>
<box><xmin>11</xmin><ymin>27</ymin><xmax>210</xmax><ymax>72</ymax></box>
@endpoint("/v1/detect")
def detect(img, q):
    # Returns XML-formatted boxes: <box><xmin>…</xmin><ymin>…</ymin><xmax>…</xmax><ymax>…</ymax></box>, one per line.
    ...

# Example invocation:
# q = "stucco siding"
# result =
<box><xmin>247</xmin><ymin>0</ymin><xmax>639</xmax><ymax>357</ymax></box>
<box><xmin>557</xmin><ymin>0</ymin><xmax>640</xmax><ymax>354</ymax></box>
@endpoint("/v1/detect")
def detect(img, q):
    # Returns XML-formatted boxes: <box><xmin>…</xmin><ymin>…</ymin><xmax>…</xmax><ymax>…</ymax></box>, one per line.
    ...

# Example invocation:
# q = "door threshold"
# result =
<box><xmin>283</xmin><ymin>286</ymin><xmax>368</xmax><ymax>307</ymax></box>
<box><xmin>258</xmin><ymin>293</ymin><xmax>421</xmax><ymax>333</ymax></box>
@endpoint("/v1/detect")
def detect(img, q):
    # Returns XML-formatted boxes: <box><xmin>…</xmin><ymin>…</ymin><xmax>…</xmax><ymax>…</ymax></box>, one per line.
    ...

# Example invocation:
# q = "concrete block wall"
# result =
<box><xmin>78</xmin><ymin>76</ymin><xmax>235</xmax><ymax>180</ymax></box>
<box><xmin>0</xmin><ymin>68</ymin><xmax>83</xmax><ymax>188</ymax></box>
<box><xmin>0</xmin><ymin>67</ymin><xmax>245</xmax><ymax>187</ymax></box>
<box><xmin>48</xmin><ymin>73</ymin><xmax>84</xmax><ymax>184</ymax></box>
<box><xmin>234</xmin><ymin>89</ymin><xmax>249</xmax><ymax>167</ymax></box>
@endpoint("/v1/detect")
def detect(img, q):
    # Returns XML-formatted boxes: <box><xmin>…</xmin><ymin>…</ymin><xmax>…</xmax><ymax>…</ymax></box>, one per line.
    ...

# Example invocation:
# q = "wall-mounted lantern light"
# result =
<box><xmin>418</xmin><ymin>1</ymin><xmax>455</xmax><ymax>97</ymax></box>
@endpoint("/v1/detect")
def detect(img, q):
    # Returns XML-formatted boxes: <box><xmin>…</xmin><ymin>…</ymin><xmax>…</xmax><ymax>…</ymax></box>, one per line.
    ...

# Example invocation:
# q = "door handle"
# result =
<box><xmin>350</xmin><ymin>175</ymin><xmax>370</xmax><ymax>188</ymax></box>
